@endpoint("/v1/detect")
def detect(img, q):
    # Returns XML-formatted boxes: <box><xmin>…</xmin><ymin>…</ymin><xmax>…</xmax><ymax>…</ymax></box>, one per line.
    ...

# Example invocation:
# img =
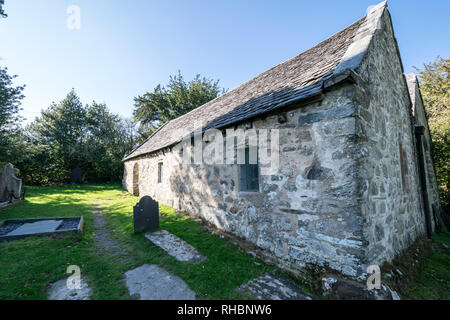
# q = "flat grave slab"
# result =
<box><xmin>237</xmin><ymin>273</ymin><xmax>315</xmax><ymax>300</ymax></box>
<box><xmin>124</xmin><ymin>264</ymin><xmax>196</xmax><ymax>300</ymax></box>
<box><xmin>48</xmin><ymin>277</ymin><xmax>91</xmax><ymax>300</ymax></box>
<box><xmin>7</xmin><ymin>220</ymin><xmax>63</xmax><ymax>236</ymax></box>
<box><xmin>145</xmin><ymin>230</ymin><xmax>206</xmax><ymax>263</ymax></box>
<box><xmin>0</xmin><ymin>217</ymin><xmax>83</xmax><ymax>242</ymax></box>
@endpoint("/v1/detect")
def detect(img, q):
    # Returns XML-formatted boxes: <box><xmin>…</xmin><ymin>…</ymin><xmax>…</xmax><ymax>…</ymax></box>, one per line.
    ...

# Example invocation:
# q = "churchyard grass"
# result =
<box><xmin>405</xmin><ymin>232</ymin><xmax>450</xmax><ymax>300</ymax></box>
<box><xmin>0</xmin><ymin>184</ymin><xmax>313</xmax><ymax>300</ymax></box>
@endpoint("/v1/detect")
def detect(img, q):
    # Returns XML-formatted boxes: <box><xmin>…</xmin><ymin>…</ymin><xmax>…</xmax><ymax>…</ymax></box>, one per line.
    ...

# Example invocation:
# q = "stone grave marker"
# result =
<box><xmin>71</xmin><ymin>168</ymin><xmax>83</xmax><ymax>184</ymax></box>
<box><xmin>7</xmin><ymin>220</ymin><xmax>63</xmax><ymax>236</ymax></box>
<box><xmin>237</xmin><ymin>273</ymin><xmax>315</xmax><ymax>300</ymax></box>
<box><xmin>48</xmin><ymin>277</ymin><xmax>92</xmax><ymax>300</ymax></box>
<box><xmin>145</xmin><ymin>230</ymin><xmax>206</xmax><ymax>263</ymax></box>
<box><xmin>124</xmin><ymin>264</ymin><xmax>196</xmax><ymax>300</ymax></box>
<box><xmin>134</xmin><ymin>196</ymin><xmax>159</xmax><ymax>233</ymax></box>
<box><xmin>0</xmin><ymin>163</ymin><xmax>22</xmax><ymax>203</ymax></box>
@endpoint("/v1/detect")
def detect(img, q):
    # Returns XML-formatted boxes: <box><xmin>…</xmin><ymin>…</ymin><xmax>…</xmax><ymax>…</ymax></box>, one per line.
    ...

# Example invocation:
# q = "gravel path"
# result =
<box><xmin>92</xmin><ymin>203</ymin><xmax>132</xmax><ymax>263</ymax></box>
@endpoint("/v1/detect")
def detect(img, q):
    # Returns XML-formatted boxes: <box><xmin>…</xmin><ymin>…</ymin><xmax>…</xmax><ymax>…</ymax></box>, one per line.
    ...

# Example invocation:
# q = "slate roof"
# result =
<box><xmin>124</xmin><ymin>3</ymin><xmax>386</xmax><ymax>161</ymax></box>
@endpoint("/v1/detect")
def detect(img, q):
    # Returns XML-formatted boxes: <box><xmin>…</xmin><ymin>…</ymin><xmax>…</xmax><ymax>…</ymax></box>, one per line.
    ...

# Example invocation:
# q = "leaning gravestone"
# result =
<box><xmin>133</xmin><ymin>196</ymin><xmax>159</xmax><ymax>233</ymax></box>
<box><xmin>0</xmin><ymin>163</ymin><xmax>22</xmax><ymax>203</ymax></box>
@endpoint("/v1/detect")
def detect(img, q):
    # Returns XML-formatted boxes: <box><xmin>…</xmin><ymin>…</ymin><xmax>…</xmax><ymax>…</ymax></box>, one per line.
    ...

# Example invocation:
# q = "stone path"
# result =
<box><xmin>124</xmin><ymin>264</ymin><xmax>196</xmax><ymax>300</ymax></box>
<box><xmin>92</xmin><ymin>203</ymin><xmax>132</xmax><ymax>263</ymax></box>
<box><xmin>48</xmin><ymin>277</ymin><xmax>92</xmax><ymax>300</ymax></box>
<box><xmin>145</xmin><ymin>230</ymin><xmax>206</xmax><ymax>263</ymax></box>
<box><xmin>238</xmin><ymin>273</ymin><xmax>315</xmax><ymax>300</ymax></box>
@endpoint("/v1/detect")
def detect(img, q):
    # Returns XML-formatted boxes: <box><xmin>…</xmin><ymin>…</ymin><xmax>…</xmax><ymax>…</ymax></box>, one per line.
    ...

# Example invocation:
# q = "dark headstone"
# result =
<box><xmin>71</xmin><ymin>168</ymin><xmax>83</xmax><ymax>184</ymax></box>
<box><xmin>133</xmin><ymin>196</ymin><xmax>159</xmax><ymax>233</ymax></box>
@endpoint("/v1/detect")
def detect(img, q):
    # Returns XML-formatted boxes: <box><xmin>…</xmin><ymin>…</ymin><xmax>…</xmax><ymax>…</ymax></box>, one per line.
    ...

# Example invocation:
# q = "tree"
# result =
<box><xmin>0</xmin><ymin>0</ymin><xmax>6</xmax><ymax>18</ymax></box>
<box><xmin>133</xmin><ymin>71</ymin><xmax>225</xmax><ymax>138</ymax></box>
<box><xmin>84</xmin><ymin>102</ymin><xmax>138</xmax><ymax>181</ymax></box>
<box><xmin>0</xmin><ymin>66</ymin><xmax>25</xmax><ymax>165</ymax></box>
<box><xmin>415</xmin><ymin>56</ymin><xmax>450</xmax><ymax>224</ymax></box>
<box><xmin>0</xmin><ymin>67</ymin><xmax>25</xmax><ymax>137</ymax></box>
<box><xmin>24</xmin><ymin>90</ymin><xmax>139</xmax><ymax>184</ymax></box>
<box><xmin>28</xmin><ymin>89</ymin><xmax>88</xmax><ymax>181</ymax></box>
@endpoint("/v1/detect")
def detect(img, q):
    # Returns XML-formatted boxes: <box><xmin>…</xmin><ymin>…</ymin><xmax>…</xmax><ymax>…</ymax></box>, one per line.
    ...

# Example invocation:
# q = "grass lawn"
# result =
<box><xmin>0</xmin><ymin>184</ymin><xmax>305</xmax><ymax>300</ymax></box>
<box><xmin>404</xmin><ymin>232</ymin><xmax>450</xmax><ymax>300</ymax></box>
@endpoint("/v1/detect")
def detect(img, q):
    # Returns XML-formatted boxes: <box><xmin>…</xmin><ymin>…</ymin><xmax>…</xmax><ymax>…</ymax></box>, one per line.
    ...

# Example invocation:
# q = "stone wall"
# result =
<box><xmin>406</xmin><ymin>74</ymin><xmax>442</xmax><ymax>220</ymax></box>
<box><xmin>124</xmin><ymin>84</ymin><xmax>368</xmax><ymax>280</ymax></box>
<box><xmin>354</xmin><ymin>9</ymin><xmax>429</xmax><ymax>268</ymax></box>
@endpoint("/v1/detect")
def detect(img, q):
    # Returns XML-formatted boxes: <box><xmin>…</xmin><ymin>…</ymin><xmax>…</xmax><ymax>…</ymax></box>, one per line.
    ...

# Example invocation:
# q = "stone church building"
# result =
<box><xmin>123</xmin><ymin>2</ymin><xmax>441</xmax><ymax>281</ymax></box>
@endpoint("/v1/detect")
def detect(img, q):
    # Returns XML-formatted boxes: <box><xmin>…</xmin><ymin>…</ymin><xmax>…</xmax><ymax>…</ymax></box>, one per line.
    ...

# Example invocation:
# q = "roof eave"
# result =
<box><xmin>122</xmin><ymin>73</ymin><xmax>360</xmax><ymax>162</ymax></box>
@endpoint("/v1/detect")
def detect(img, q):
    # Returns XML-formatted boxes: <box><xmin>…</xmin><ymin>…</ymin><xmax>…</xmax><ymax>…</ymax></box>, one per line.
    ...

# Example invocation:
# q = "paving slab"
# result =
<box><xmin>238</xmin><ymin>273</ymin><xmax>315</xmax><ymax>300</ymax></box>
<box><xmin>7</xmin><ymin>220</ymin><xmax>63</xmax><ymax>236</ymax></box>
<box><xmin>48</xmin><ymin>277</ymin><xmax>91</xmax><ymax>300</ymax></box>
<box><xmin>124</xmin><ymin>264</ymin><xmax>196</xmax><ymax>300</ymax></box>
<box><xmin>145</xmin><ymin>230</ymin><xmax>206</xmax><ymax>263</ymax></box>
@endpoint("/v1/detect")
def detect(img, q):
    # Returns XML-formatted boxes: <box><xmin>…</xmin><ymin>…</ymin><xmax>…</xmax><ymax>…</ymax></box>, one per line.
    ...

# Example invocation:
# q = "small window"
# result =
<box><xmin>158</xmin><ymin>162</ymin><xmax>163</xmax><ymax>183</ymax></box>
<box><xmin>239</xmin><ymin>147</ymin><xmax>259</xmax><ymax>192</ymax></box>
<box><xmin>399</xmin><ymin>143</ymin><xmax>410</xmax><ymax>192</ymax></box>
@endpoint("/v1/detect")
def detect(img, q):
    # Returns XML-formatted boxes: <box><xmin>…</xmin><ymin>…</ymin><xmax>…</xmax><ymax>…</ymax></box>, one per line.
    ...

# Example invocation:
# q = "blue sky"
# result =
<box><xmin>1</xmin><ymin>0</ymin><xmax>449</xmax><ymax>123</ymax></box>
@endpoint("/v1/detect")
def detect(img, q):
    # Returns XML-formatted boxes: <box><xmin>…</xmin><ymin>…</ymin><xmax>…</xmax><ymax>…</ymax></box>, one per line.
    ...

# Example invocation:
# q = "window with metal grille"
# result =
<box><xmin>239</xmin><ymin>147</ymin><xmax>259</xmax><ymax>192</ymax></box>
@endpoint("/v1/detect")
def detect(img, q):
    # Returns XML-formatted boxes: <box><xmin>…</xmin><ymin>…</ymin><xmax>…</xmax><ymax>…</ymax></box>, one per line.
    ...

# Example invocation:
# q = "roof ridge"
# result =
<box><xmin>333</xmin><ymin>1</ymin><xmax>387</xmax><ymax>74</ymax></box>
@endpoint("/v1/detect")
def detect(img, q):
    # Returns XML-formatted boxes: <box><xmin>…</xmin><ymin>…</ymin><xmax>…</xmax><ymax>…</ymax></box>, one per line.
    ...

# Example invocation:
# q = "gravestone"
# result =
<box><xmin>145</xmin><ymin>230</ymin><xmax>206</xmax><ymax>263</ymax></box>
<box><xmin>133</xmin><ymin>196</ymin><xmax>159</xmax><ymax>233</ymax></box>
<box><xmin>7</xmin><ymin>220</ymin><xmax>63</xmax><ymax>236</ymax></box>
<box><xmin>124</xmin><ymin>264</ymin><xmax>196</xmax><ymax>300</ymax></box>
<box><xmin>0</xmin><ymin>163</ymin><xmax>22</xmax><ymax>203</ymax></box>
<box><xmin>238</xmin><ymin>273</ymin><xmax>315</xmax><ymax>300</ymax></box>
<box><xmin>71</xmin><ymin>168</ymin><xmax>83</xmax><ymax>184</ymax></box>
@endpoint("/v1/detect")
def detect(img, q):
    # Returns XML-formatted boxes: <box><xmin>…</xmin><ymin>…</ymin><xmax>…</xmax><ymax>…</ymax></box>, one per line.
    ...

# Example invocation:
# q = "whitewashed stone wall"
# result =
<box><xmin>124</xmin><ymin>84</ymin><xmax>368</xmax><ymax>279</ymax></box>
<box><xmin>354</xmin><ymin>9</ymin><xmax>430</xmax><ymax>268</ymax></box>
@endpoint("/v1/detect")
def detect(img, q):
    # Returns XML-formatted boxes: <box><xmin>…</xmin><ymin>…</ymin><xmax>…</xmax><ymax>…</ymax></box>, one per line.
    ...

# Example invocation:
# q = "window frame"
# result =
<box><xmin>238</xmin><ymin>147</ymin><xmax>260</xmax><ymax>192</ymax></box>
